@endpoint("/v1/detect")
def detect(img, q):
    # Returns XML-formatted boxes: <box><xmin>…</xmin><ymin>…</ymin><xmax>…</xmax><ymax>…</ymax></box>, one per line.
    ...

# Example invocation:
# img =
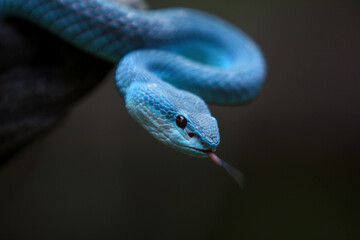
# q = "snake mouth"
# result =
<box><xmin>164</xmin><ymin>131</ymin><xmax>215</xmax><ymax>157</ymax></box>
<box><xmin>185</xmin><ymin>147</ymin><xmax>223</xmax><ymax>166</ymax></box>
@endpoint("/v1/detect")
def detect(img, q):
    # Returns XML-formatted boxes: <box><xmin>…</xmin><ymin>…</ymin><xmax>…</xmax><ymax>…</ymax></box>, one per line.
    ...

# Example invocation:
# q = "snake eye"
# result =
<box><xmin>176</xmin><ymin>115</ymin><xmax>187</xmax><ymax>129</ymax></box>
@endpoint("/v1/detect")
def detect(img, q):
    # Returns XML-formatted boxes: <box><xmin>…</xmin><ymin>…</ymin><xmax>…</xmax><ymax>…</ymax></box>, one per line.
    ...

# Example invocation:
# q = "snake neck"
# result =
<box><xmin>116</xmin><ymin>46</ymin><xmax>265</xmax><ymax>105</ymax></box>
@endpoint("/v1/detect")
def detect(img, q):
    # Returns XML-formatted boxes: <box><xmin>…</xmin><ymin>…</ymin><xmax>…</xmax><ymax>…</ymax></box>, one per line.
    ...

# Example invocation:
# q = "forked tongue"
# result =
<box><xmin>207</xmin><ymin>152</ymin><xmax>245</xmax><ymax>189</ymax></box>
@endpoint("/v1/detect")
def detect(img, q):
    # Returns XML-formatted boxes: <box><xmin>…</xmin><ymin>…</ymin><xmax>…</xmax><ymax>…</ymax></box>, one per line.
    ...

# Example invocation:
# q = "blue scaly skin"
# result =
<box><xmin>0</xmin><ymin>0</ymin><xmax>266</xmax><ymax>158</ymax></box>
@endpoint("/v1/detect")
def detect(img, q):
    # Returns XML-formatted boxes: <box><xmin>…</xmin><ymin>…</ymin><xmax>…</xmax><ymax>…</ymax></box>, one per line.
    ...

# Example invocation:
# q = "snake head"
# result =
<box><xmin>124</xmin><ymin>80</ymin><xmax>220</xmax><ymax>157</ymax></box>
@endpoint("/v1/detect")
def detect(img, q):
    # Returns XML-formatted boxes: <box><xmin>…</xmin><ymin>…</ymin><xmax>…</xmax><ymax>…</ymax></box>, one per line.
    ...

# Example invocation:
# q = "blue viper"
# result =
<box><xmin>0</xmin><ymin>0</ymin><xmax>266</xmax><ymax>186</ymax></box>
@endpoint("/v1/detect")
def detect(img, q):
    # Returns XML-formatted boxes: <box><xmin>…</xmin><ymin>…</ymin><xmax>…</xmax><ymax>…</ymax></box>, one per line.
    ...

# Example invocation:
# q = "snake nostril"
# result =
<box><xmin>188</xmin><ymin>132</ymin><xmax>195</xmax><ymax>138</ymax></box>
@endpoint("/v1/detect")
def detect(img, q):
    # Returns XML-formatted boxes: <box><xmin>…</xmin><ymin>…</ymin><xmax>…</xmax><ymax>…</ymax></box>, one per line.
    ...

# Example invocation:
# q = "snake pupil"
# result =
<box><xmin>176</xmin><ymin>115</ymin><xmax>187</xmax><ymax>129</ymax></box>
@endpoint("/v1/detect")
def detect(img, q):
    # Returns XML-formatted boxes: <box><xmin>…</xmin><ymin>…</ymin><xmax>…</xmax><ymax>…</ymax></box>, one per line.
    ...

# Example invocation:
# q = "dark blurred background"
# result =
<box><xmin>0</xmin><ymin>0</ymin><xmax>359</xmax><ymax>239</ymax></box>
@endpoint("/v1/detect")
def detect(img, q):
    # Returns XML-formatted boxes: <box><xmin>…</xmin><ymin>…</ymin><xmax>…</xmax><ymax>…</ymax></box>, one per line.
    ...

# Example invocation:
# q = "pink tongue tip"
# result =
<box><xmin>207</xmin><ymin>152</ymin><xmax>222</xmax><ymax>166</ymax></box>
<box><xmin>206</xmin><ymin>152</ymin><xmax>245</xmax><ymax>189</ymax></box>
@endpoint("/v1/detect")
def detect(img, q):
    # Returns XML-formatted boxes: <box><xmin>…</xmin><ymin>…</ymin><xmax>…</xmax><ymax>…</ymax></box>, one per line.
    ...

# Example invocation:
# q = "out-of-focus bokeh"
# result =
<box><xmin>0</xmin><ymin>0</ymin><xmax>359</xmax><ymax>239</ymax></box>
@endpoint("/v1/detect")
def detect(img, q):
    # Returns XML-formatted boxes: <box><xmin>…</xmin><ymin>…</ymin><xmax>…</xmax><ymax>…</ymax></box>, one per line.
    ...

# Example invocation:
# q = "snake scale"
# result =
<box><xmin>0</xmin><ymin>0</ymin><xmax>266</xmax><ymax>186</ymax></box>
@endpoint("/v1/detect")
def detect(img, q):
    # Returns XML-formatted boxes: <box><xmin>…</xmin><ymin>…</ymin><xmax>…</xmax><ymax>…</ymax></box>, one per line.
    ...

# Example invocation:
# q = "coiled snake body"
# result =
<box><xmin>0</xmin><ymin>0</ymin><xmax>266</xmax><ymax>185</ymax></box>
